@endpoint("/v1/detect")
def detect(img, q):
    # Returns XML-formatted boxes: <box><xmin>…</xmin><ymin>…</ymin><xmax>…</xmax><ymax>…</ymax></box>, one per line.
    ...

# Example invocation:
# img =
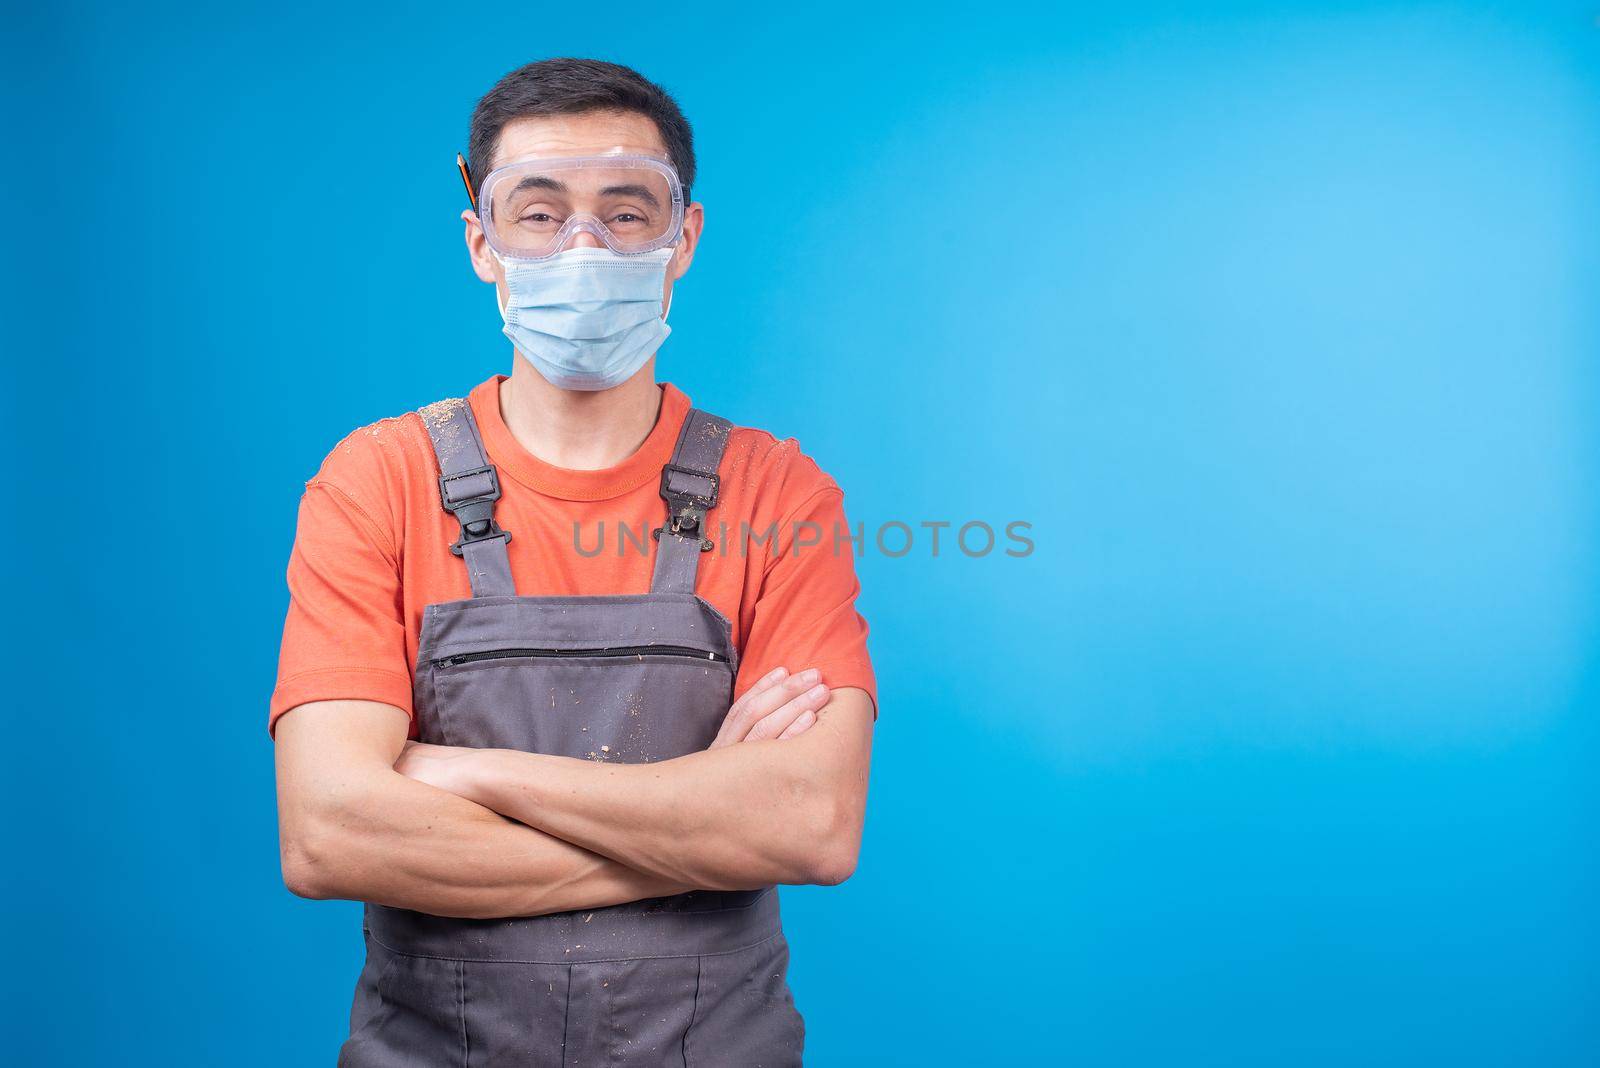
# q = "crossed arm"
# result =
<box><xmin>274</xmin><ymin>667</ymin><xmax>874</xmax><ymax>918</ymax></box>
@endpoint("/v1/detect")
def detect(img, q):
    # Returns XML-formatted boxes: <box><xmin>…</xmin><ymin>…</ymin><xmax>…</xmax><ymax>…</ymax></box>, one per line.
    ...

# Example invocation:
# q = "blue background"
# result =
<box><xmin>4</xmin><ymin>2</ymin><xmax>1597</xmax><ymax>1064</ymax></box>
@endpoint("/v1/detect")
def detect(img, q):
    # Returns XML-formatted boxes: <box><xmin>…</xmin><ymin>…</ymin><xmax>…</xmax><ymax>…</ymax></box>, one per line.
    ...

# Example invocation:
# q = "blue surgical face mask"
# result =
<box><xmin>495</xmin><ymin>246</ymin><xmax>676</xmax><ymax>391</ymax></box>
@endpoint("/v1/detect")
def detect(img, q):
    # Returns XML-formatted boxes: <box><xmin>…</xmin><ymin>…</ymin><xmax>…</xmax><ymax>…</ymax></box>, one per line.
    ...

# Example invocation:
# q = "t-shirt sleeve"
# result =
<box><xmin>735</xmin><ymin>484</ymin><xmax>878</xmax><ymax>718</ymax></box>
<box><xmin>267</xmin><ymin>477</ymin><xmax>413</xmax><ymax>738</ymax></box>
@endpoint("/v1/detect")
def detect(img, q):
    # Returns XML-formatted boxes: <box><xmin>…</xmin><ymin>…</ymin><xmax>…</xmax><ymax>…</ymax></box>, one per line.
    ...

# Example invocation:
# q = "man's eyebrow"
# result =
<box><xmin>509</xmin><ymin>174</ymin><xmax>569</xmax><ymax>196</ymax></box>
<box><xmin>599</xmin><ymin>183</ymin><xmax>660</xmax><ymax>208</ymax></box>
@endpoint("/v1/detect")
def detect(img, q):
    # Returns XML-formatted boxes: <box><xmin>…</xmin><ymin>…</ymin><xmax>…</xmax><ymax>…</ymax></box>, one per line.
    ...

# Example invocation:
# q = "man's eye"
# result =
<box><xmin>610</xmin><ymin>213</ymin><xmax>645</xmax><ymax>225</ymax></box>
<box><xmin>519</xmin><ymin>212</ymin><xmax>557</xmax><ymax>224</ymax></box>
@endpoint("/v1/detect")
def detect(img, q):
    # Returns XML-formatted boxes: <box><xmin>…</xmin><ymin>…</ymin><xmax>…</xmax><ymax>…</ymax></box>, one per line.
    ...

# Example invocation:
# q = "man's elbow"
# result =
<box><xmin>282</xmin><ymin>861</ymin><xmax>326</xmax><ymax>901</ymax></box>
<box><xmin>805</xmin><ymin>840</ymin><xmax>860</xmax><ymax>886</ymax></box>
<box><xmin>278</xmin><ymin>794</ymin><xmax>366</xmax><ymax>901</ymax></box>
<box><xmin>796</xmin><ymin>792</ymin><xmax>864</xmax><ymax>886</ymax></box>
<box><xmin>280</xmin><ymin>825</ymin><xmax>342</xmax><ymax>900</ymax></box>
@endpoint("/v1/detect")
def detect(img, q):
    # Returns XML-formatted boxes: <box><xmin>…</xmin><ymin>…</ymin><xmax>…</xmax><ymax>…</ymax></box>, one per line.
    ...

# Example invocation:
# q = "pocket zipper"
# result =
<box><xmin>436</xmin><ymin>645</ymin><xmax>722</xmax><ymax>667</ymax></box>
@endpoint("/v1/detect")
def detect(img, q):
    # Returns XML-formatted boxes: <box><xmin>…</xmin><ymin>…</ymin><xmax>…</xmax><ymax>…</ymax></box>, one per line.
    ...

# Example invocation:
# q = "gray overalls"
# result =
<box><xmin>338</xmin><ymin>397</ymin><xmax>805</xmax><ymax>1067</ymax></box>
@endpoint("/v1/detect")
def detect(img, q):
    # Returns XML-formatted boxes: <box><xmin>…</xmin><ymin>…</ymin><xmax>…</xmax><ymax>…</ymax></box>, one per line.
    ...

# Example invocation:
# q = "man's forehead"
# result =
<box><xmin>492</xmin><ymin>112</ymin><xmax>667</xmax><ymax>169</ymax></box>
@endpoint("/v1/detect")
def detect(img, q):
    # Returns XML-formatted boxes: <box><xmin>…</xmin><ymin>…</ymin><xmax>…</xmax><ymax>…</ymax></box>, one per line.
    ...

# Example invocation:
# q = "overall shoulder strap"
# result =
<box><xmin>418</xmin><ymin>396</ymin><xmax>517</xmax><ymax>598</ymax></box>
<box><xmin>650</xmin><ymin>408</ymin><xmax>733</xmax><ymax>594</ymax></box>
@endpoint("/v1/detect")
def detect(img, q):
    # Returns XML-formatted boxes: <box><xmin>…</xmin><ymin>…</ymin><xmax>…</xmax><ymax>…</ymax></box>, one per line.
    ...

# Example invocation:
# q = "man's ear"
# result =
<box><xmin>671</xmin><ymin>201</ymin><xmax>705</xmax><ymax>281</ymax></box>
<box><xmin>463</xmin><ymin>209</ymin><xmax>499</xmax><ymax>284</ymax></box>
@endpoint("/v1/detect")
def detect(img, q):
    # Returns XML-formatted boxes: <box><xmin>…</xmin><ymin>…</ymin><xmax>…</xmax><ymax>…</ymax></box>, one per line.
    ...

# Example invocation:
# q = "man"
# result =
<box><xmin>269</xmin><ymin>58</ymin><xmax>876</xmax><ymax>1066</ymax></box>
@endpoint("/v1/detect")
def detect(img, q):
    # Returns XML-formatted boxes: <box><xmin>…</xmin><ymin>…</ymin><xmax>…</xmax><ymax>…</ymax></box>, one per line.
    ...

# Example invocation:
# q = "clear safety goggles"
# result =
<box><xmin>461</xmin><ymin>153</ymin><xmax>685</xmax><ymax>262</ymax></box>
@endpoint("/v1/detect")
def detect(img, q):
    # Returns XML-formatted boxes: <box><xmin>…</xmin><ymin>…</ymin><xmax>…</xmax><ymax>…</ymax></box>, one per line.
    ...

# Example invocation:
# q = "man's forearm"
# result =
<box><xmin>451</xmin><ymin>691</ymin><xmax>873</xmax><ymax>890</ymax></box>
<box><xmin>283</xmin><ymin>767</ymin><xmax>691</xmax><ymax>919</ymax></box>
<box><xmin>468</xmin><ymin>747</ymin><xmax>827</xmax><ymax>890</ymax></box>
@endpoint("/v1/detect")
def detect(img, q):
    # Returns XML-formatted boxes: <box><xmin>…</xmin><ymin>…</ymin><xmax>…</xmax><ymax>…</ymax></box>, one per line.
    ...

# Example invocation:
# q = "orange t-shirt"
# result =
<box><xmin>268</xmin><ymin>375</ymin><xmax>876</xmax><ymax>737</ymax></box>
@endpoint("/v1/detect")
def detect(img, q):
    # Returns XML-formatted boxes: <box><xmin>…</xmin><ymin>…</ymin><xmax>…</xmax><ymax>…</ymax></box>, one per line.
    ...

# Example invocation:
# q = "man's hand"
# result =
<box><xmin>710</xmin><ymin>666</ymin><xmax>831</xmax><ymax>748</ymax></box>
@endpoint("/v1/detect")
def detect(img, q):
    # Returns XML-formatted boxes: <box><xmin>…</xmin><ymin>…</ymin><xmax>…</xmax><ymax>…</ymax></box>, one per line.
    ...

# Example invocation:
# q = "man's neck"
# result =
<box><xmin>498</xmin><ymin>356</ymin><xmax>664</xmax><ymax>471</ymax></box>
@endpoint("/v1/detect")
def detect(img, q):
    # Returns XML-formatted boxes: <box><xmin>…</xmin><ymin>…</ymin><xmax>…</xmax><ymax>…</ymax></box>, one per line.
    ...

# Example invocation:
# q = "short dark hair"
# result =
<box><xmin>467</xmin><ymin>58</ymin><xmax>696</xmax><ymax>203</ymax></box>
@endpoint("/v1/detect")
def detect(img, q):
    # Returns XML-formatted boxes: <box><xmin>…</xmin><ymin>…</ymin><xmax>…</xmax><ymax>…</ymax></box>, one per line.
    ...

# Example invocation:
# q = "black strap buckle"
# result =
<box><xmin>653</xmin><ymin>464</ymin><xmax>719</xmax><ymax>552</ymax></box>
<box><xmin>439</xmin><ymin>463</ymin><xmax>512</xmax><ymax>557</ymax></box>
<box><xmin>659</xmin><ymin>463</ymin><xmax>719</xmax><ymax>508</ymax></box>
<box><xmin>651</xmin><ymin>510</ymin><xmax>715</xmax><ymax>551</ymax></box>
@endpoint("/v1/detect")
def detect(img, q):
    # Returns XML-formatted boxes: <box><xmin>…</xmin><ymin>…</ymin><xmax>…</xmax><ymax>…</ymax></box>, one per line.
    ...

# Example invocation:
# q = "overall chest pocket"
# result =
<box><xmin>424</xmin><ymin>645</ymin><xmax>735</xmax><ymax>762</ymax></box>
